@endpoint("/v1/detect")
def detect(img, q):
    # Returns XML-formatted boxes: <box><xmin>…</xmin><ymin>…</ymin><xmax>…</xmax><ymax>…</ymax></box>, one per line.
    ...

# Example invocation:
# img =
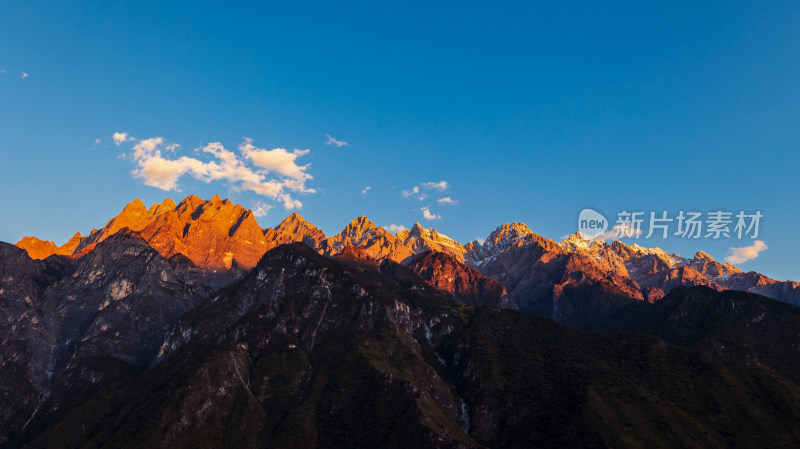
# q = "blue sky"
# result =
<box><xmin>1</xmin><ymin>1</ymin><xmax>799</xmax><ymax>280</ymax></box>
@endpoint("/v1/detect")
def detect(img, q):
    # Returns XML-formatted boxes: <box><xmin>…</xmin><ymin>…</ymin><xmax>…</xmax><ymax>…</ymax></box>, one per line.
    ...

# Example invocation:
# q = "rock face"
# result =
<box><xmin>0</xmin><ymin>243</ymin><xmax>69</xmax><ymax>443</ymax></box>
<box><xmin>0</xmin><ymin>231</ymin><xmax>227</xmax><ymax>446</ymax></box>
<box><xmin>464</xmin><ymin>226</ymin><xmax>800</xmax><ymax>326</ymax></box>
<box><xmin>604</xmin><ymin>241</ymin><xmax>800</xmax><ymax>307</ymax></box>
<box><xmin>396</xmin><ymin>222</ymin><xmax>467</xmax><ymax>263</ymax></box>
<box><xmin>73</xmin><ymin>198</ymin><xmax>166</xmax><ymax>255</ymax></box>
<box><xmin>137</xmin><ymin>195</ymin><xmax>268</xmax><ymax>270</ymax></box>
<box><xmin>407</xmin><ymin>250</ymin><xmax>513</xmax><ymax>308</ymax></box>
<box><xmin>465</xmin><ymin>231</ymin><xmax>642</xmax><ymax>328</ymax></box>
<box><xmin>21</xmin><ymin>196</ymin><xmax>273</xmax><ymax>271</ymax></box>
<box><xmin>325</xmin><ymin>216</ymin><xmax>412</xmax><ymax>262</ymax></box>
<box><xmin>323</xmin><ymin>219</ymin><xmax>468</xmax><ymax>265</ymax></box>
<box><xmin>47</xmin><ymin>231</ymin><xmax>224</xmax><ymax>395</ymax></box>
<box><xmin>262</xmin><ymin>212</ymin><xmax>328</xmax><ymax>252</ymax></box>
<box><xmin>464</xmin><ymin>222</ymin><xmax>535</xmax><ymax>268</ymax></box>
<box><xmin>37</xmin><ymin>244</ymin><xmax>474</xmax><ymax>448</ymax></box>
<box><xmin>6</xmin><ymin>244</ymin><xmax>800</xmax><ymax>448</ymax></box>
<box><xmin>15</xmin><ymin>233</ymin><xmax>83</xmax><ymax>260</ymax></box>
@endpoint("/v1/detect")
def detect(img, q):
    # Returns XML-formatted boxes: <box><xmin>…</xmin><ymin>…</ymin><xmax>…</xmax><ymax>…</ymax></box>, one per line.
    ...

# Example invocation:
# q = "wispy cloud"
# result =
<box><xmin>252</xmin><ymin>201</ymin><xmax>273</xmax><ymax>218</ymax></box>
<box><xmin>402</xmin><ymin>186</ymin><xmax>420</xmax><ymax>198</ymax></box>
<box><xmin>404</xmin><ymin>182</ymin><xmax>453</xmax><ymax>219</ymax></box>
<box><xmin>725</xmin><ymin>240</ymin><xmax>768</xmax><ymax>264</ymax></box>
<box><xmin>421</xmin><ymin>181</ymin><xmax>448</xmax><ymax>191</ymax></box>
<box><xmin>362</xmin><ymin>186</ymin><xmax>372</xmax><ymax>194</ymax></box>
<box><xmin>403</xmin><ymin>180</ymin><xmax>450</xmax><ymax>201</ymax></box>
<box><xmin>385</xmin><ymin>224</ymin><xmax>407</xmax><ymax>233</ymax></box>
<box><xmin>116</xmin><ymin>133</ymin><xmax>315</xmax><ymax>210</ymax></box>
<box><xmin>20</xmin><ymin>72</ymin><xmax>29</xmax><ymax>79</ymax></box>
<box><xmin>421</xmin><ymin>206</ymin><xmax>441</xmax><ymax>220</ymax></box>
<box><xmin>325</xmin><ymin>134</ymin><xmax>348</xmax><ymax>147</ymax></box>
<box><xmin>113</xmin><ymin>132</ymin><xmax>134</xmax><ymax>146</ymax></box>
<box><xmin>88</xmin><ymin>138</ymin><xmax>102</xmax><ymax>151</ymax></box>
<box><xmin>475</xmin><ymin>236</ymin><xmax>485</xmax><ymax>245</ymax></box>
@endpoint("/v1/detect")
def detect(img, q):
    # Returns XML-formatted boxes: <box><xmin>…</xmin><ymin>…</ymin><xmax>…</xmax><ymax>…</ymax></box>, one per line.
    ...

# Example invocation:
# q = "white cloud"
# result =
<box><xmin>385</xmin><ymin>224</ymin><xmax>407</xmax><ymax>233</ymax></box>
<box><xmin>362</xmin><ymin>186</ymin><xmax>372</xmax><ymax>194</ymax></box>
<box><xmin>403</xmin><ymin>181</ymin><xmax>451</xmax><ymax>200</ymax></box>
<box><xmin>130</xmin><ymin>136</ymin><xmax>164</xmax><ymax>157</ymax></box>
<box><xmin>93</xmin><ymin>138</ymin><xmax>101</xmax><ymax>144</ymax></box>
<box><xmin>252</xmin><ymin>201</ymin><xmax>273</xmax><ymax>218</ymax></box>
<box><xmin>240</xmin><ymin>139</ymin><xmax>313</xmax><ymax>187</ymax></box>
<box><xmin>20</xmin><ymin>72</ymin><xmax>29</xmax><ymax>79</ymax></box>
<box><xmin>475</xmin><ymin>237</ymin><xmax>485</xmax><ymax>245</ymax></box>
<box><xmin>325</xmin><ymin>134</ymin><xmax>348</xmax><ymax>147</ymax></box>
<box><xmin>117</xmin><ymin>133</ymin><xmax>314</xmax><ymax>210</ymax></box>
<box><xmin>725</xmin><ymin>240</ymin><xmax>768</xmax><ymax>264</ymax></box>
<box><xmin>421</xmin><ymin>206</ymin><xmax>441</xmax><ymax>220</ymax></box>
<box><xmin>437</xmin><ymin>197</ymin><xmax>459</xmax><ymax>205</ymax></box>
<box><xmin>402</xmin><ymin>186</ymin><xmax>420</xmax><ymax>198</ymax></box>
<box><xmin>278</xmin><ymin>194</ymin><xmax>303</xmax><ymax>210</ymax></box>
<box><xmin>421</xmin><ymin>181</ymin><xmax>449</xmax><ymax>191</ymax></box>
<box><xmin>113</xmin><ymin>132</ymin><xmax>134</xmax><ymax>146</ymax></box>
<box><xmin>134</xmin><ymin>154</ymin><xmax>203</xmax><ymax>190</ymax></box>
<box><xmin>0</xmin><ymin>69</ymin><xmax>6</xmax><ymax>73</ymax></box>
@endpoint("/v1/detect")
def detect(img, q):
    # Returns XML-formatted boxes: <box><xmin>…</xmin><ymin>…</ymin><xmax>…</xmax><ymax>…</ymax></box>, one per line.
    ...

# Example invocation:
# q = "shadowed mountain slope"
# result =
<box><xmin>6</xmin><ymin>244</ymin><xmax>800</xmax><ymax>449</ymax></box>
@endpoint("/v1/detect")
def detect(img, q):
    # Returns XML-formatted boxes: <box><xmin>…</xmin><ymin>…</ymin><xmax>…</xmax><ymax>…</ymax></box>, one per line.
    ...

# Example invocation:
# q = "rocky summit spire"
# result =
<box><xmin>485</xmin><ymin>222</ymin><xmax>533</xmax><ymax>247</ymax></box>
<box><xmin>149</xmin><ymin>198</ymin><xmax>177</xmax><ymax>215</ymax></box>
<box><xmin>324</xmin><ymin>215</ymin><xmax>406</xmax><ymax>261</ymax></box>
<box><xmin>398</xmin><ymin>221</ymin><xmax>466</xmax><ymax>263</ymax></box>
<box><xmin>341</xmin><ymin>216</ymin><xmax>378</xmax><ymax>237</ymax></box>
<box><xmin>694</xmin><ymin>251</ymin><xmax>714</xmax><ymax>260</ymax></box>
<box><xmin>263</xmin><ymin>212</ymin><xmax>327</xmax><ymax>252</ymax></box>
<box><xmin>122</xmin><ymin>198</ymin><xmax>147</xmax><ymax>213</ymax></box>
<box><xmin>273</xmin><ymin>212</ymin><xmax>317</xmax><ymax>236</ymax></box>
<box><xmin>280</xmin><ymin>212</ymin><xmax>307</xmax><ymax>225</ymax></box>
<box><xmin>14</xmin><ymin>237</ymin><xmax>59</xmax><ymax>260</ymax></box>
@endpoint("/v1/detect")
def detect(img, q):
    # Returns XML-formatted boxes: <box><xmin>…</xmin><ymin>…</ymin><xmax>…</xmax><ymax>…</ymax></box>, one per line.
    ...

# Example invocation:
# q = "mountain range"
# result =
<box><xmin>3</xmin><ymin>195</ymin><xmax>800</xmax><ymax>448</ymax></box>
<box><xmin>16</xmin><ymin>196</ymin><xmax>800</xmax><ymax>323</ymax></box>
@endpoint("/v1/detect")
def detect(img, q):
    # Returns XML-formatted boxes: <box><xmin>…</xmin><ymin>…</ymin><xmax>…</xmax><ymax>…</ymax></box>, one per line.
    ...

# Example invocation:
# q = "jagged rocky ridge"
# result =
<box><xmin>16</xmin><ymin>197</ymin><xmax>800</xmax><ymax>323</ymax></box>
<box><xmin>4</xmin><ymin>242</ymin><xmax>800</xmax><ymax>448</ymax></box>
<box><xmin>464</xmin><ymin>227</ymin><xmax>800</xmax><ymax>326</ymax></box>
